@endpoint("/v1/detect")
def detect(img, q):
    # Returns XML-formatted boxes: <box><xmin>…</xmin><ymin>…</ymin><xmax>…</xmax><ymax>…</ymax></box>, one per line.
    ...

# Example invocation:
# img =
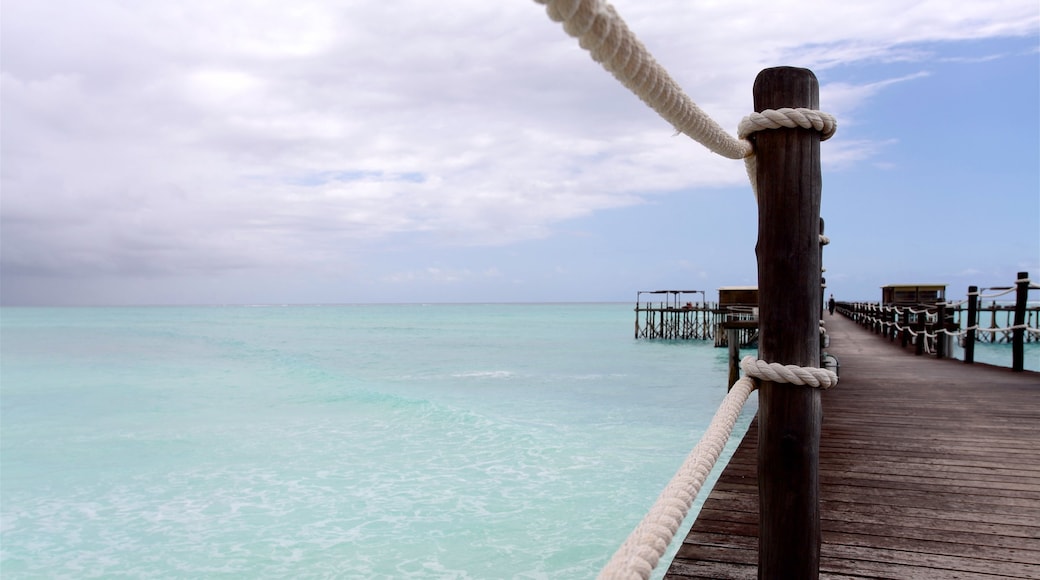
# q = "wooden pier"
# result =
<box><xmin>634</xmin><ymin>289</ymin><xmax>759</xmax><ymax>347</ymax></box>
<box><xmin>666</xmin><ymin>312</ymin><xmax>1040</xmax><ymax>579</ymax></box>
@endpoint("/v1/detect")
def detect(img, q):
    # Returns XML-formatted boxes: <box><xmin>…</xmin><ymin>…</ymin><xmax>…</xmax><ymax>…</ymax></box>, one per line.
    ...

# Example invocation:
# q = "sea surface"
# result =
<box><xmin>951</xmin><ymin>340</ymin><xmax>1040</xmax><ymax>371</ymax></box>
<box><xmin>1</xmin><ymin>304</ymin><xmax>756</xmax><ymax>579</ymax></box>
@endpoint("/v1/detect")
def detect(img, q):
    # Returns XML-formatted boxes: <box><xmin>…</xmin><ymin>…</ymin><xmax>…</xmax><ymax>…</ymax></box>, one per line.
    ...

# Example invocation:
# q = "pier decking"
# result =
<box><xmin>666</xmin><ymin>313</ymin><xmax>1040</xmax><ymax>579</ymax></box>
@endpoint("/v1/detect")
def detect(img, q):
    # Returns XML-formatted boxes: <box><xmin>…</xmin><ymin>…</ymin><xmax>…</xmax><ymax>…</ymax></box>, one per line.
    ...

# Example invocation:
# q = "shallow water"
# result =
<box><xmin>1</xmin><ymin>304</ymin><xmax>757</xmax><ymax>578</ymax></box>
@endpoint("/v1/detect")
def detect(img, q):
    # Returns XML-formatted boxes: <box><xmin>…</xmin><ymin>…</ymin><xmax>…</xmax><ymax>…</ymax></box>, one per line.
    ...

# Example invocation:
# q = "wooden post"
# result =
<box><xmin>1013</xmin><ymin>271</ymin><xmax>1029</xmax><ymax>371</ymax></box>
<box><xmin>990</xmin><ymin>305</ymin><xmax>999</xmax><ymax>343</ymax></box>
<box><xmin>727</xmin><ymin>327</ymin><xmax>740</xmax><ymax>388</ymax></box>
<box><xmin>754</xmin><ymin>66</ymin><xmax>823</xmax><ymax>580</ymax></box>
<box><xmin>820</xmin><ymin>218</ymin><xmax>826</xmax><ymax>320</ymax></box>
<box><xmin>936</xmin><ymin>303</ymin><xmax>948</xmax><ymax>359</ymax></box>
<box><xmin>965</xmin><ymin>286</ymin><xmax>978</xmax><ymax>364</ymax></box>
<box><xmin>915</xmin><ymin>310</ymin><xmax>926</xmax><ymax>356</ymax></box>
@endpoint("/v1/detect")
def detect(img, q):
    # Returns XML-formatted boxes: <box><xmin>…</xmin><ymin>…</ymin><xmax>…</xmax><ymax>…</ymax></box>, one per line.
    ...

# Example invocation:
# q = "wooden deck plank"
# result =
<box><xmin>665</xmin><ymin>313</ymin><xmax>1040</xmax><ymax>579</ymax></box>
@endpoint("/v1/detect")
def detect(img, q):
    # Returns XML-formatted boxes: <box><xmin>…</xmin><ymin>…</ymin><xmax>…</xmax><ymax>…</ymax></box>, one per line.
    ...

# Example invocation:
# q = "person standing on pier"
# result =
<box><xmin>828</xmin><ymin>294</ymin><xmax>836</xmax><ymax>315</ymax></box>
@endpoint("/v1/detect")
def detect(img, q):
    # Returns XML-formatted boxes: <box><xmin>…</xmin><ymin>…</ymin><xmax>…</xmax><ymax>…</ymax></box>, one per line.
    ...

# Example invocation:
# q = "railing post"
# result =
<box><xmin>1013</xmin><ymin>271</ymin><xmax>1029</xmax><ymax>371</ymax></box>
<box><xmin>915</xmin><ymin>309</ymin><xmax>926</xmax><ymax>356</ymax></box>
<box><xmin>753</xmin><ymin>66</ymin><xmax>823</xmax><ymax>580</ymax></box>
<box><xmin>820</xmin><ymin>218</ymin><xmax>826</xmax><ymax>320</ymax></box>
<box><xmin>989</xmin><ymin>304</ymin><xmax>999</xmax><ymax>343</ymax></box>
<box><xmin>727</xmin><ymin>326</ymin><xmax>740</xmax><ymax>388</ymax></box>
<box><xmin>965</xmin><ymin>285</ymin><xmax>978</xmax><ymax>364</ymax></box>
<box><xmin>937</xmin><ymin>303</ymin><xmax>948</xmax><ymax>359</ymax></box>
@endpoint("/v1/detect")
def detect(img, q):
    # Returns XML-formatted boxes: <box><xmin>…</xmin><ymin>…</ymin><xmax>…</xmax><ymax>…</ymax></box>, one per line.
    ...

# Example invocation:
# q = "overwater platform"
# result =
<box><xmin>666</xmin><ymin>312</ymin><xmax>1040</xmax><ymax>579</ymax></box>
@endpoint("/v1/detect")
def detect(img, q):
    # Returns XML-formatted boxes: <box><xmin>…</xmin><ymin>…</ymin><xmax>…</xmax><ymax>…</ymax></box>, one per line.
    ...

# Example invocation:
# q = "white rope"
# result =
<box><xmin>844</xmin><ymin>304</ymin><xmax>1040</xmax><ymax>342</ymax></box>
<box><xmin>740</xmin><ymin>356</ymin><xmax>838</xmax><ymax>389</ymax></box>
<box><xmin>737</xmin><ymin>108</ymin><xmax>836</xmax><ymax>198</ymax></box>
<box><xmin>979</xmin><ymin>287</ymin><xmax>1017</xmax><ymax>299</ymax></box>
<box><xmin>737</xmin><ymin>108</ymin><xmax>836</xmax><ymax>141</ymax></box>
<box><xmin>533</xmin><ymin>0</ymin><xmax>837</xmax><ymax>199</ymax></box>
<box><xmin>598</xmin><ymin>355</ymin><xmax>836</xmax><ymax>579</ymax></box>
<box><xmin>536</xmin><ymin>4</ymin><xmax>845</xmax><ymax>576</ymax></box>
<box><xmin>974</xmin><ymin>324</ymin><xmax>1039</xmax><ymax>334</ymax></box>
<box><xmin>598</xmin><ymin>376</ymin><xmax>756</xmax><ymax>579</ymax></box>
<box><xmin>939</xmin><ymin>299</ymin><xmax>968</xmax><ymax>308</ymax></box>
<box><xmin>536</xmin><ymin>0</ymin><xmax>750</xmax><ymax>160</ymax></box>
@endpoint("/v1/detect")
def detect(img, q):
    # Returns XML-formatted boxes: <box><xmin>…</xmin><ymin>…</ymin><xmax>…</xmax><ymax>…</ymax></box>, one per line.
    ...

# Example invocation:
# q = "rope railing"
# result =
<box><xmin>536</xmin><ymin>0</ymin><xmax>749</xmax><ymax>160</ymax></box>
<box><xmin>841</xmin><ymin>303</ymin><xmax>1040</xmax><ymax>338</ymax></box>
<box><xmin>597</xmin><ymin>376</ymin><xmax>754</xmax><ymax>580</ymax></box>
<box><xmin>533</xmin><ymin>0</ymin><xmax>836</xmax><ymax>198</ymax></box>
<box><xmin>531</xmin><ymin>2</ymin><xmax>843</xmax><ymax>576</ymax></box>
<box><xmin>976</xmin><ymin>287</ymin><xmax>1019</xmax><ymax>300</ymax></box>
<box><xmin>836</xmin><ymin>273</ymin><xmax>1040</xmax><ymax>363</ymax></box>
<box><xmin>598</xmin><ymin>357</ymin><xmax>836</xmax><ymax>580</ymax></box>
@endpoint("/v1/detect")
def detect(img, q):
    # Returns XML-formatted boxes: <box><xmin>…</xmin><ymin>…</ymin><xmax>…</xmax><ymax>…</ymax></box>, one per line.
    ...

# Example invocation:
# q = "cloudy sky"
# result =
<box><xmin>2</xmin><ymin>0</ymin><xmax>1038</xmax><ymax>305</ymax></box>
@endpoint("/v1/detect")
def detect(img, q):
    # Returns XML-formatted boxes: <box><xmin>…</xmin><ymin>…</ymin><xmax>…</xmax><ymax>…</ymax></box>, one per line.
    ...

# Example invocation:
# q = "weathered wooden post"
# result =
<box><xmin>634</xmin><ymin>296</ymin><xmax>641</xmax><ymax>339</ymax></box>
<box><xmin>936</xmin><ymin>302</ymin><xmax>948</xmax><ymax>359</ymax></box>
<box><xmin>727</xmin><ymin>326</ymin><xmax>741</xmax><ymax>388</ymax></box>
<box><xmin>965</xmin><ymin>285</ymin><xmax>978</xmax><ymax>364</ymax></box>
<box><xmin>753</xmin><ymin>66</ymin><xmax>823</xmax><ymax>579</ymax></box>
<box><xmin>1013</xmin><ymin>271</ymin><xmax>1029</xmax><ymax>371</ymax></box>
<box><xmin>820</xmin><ymin>217</ymin><xmax>826</xmax><ymax>321</ymax></box>
<box><xmin>989</xmin><ymin>304</ymin><xmax>999</xmax><ymax>343</ymax></box>
<box><xmin>915</xmin><ymin>310</ymin><xmax>926</xmax><ymax>356</ymax></box>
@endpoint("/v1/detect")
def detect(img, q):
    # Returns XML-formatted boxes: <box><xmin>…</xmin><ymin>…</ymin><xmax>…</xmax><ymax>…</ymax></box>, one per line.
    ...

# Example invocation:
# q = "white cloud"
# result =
<box><xmin>2</xmin><ymin>0</ymin><xmax>1037</xmax><ymax>302</ymax></box>
<box><xmin>383</xmin><ymin>267</ymin><xmax>503</xmax><ymax>285</ymax></box>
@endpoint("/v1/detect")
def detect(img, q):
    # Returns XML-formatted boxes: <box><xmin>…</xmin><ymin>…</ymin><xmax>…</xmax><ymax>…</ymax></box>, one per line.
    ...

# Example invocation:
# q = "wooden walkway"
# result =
<box><xmin>666</xmin><ymin>313</ymin><xmax>1040</xmax><ymax>579</ymax></box>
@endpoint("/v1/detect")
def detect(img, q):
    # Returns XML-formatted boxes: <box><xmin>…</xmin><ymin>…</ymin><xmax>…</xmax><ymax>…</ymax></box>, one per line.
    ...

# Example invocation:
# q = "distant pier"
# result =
<box><xmin>634</xmin><ymin>288</ymin><xmax>759</xmax><ymax>348</ymax></box>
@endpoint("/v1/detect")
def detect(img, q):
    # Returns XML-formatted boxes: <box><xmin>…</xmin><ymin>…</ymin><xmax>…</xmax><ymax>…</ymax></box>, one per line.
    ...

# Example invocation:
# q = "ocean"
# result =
<box><xmin>0</xmin><ymin>304</ymin><xmax>757</xmax><ymax>579</ymax></box>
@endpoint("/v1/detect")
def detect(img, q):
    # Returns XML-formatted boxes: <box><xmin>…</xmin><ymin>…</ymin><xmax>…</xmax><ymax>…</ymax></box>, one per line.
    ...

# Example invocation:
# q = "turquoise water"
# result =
<box><xmin>951</xmin><ymin>341</ymin><xmax>1040</xmax><ymax>372</ymax></box>
<box><xmin>950</xmin><ymin>304</ymin><xmax>1040</xmax><ymax>371</ymax></box>
<box><xmin>1</xmin><ymin>304</ymin><xmax>755</xmax><ymax>579</ymax></box>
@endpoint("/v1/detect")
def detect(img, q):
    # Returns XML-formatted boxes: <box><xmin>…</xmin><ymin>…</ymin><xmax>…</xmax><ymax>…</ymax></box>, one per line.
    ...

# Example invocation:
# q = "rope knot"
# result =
<box><xmin>738</xmin><ymin>108</ymin><xmax>837</xmax><ymax>141</ymax></box>
<box><xmin>740</xmin><ymin>355</ymin><xmax>838</xmax><ymax>389</ymax></box>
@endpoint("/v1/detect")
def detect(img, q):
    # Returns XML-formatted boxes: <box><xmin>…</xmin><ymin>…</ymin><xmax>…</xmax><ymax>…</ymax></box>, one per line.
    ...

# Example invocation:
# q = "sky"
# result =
<box><xmin>2</xmin><ymin>0</ymin><xmax>1038</xmax><ymax>306</ymax></box>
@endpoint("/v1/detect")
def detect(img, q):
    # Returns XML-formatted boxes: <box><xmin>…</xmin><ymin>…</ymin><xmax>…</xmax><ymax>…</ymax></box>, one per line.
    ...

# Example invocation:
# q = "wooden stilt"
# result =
<box><xmin>753</xmin><ymin>66</ymin><xmax>823</xmax><ymax>580</ymax></box>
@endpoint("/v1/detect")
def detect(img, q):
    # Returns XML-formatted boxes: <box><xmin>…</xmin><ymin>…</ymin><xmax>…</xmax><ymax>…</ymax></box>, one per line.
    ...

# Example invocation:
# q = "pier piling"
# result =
<box><xmin>753</xmin><ymin>66</ymin><xmax>824</xmax><ymax>579</ymax></box>
<box><xmin>1013</xmin><ymin>271</ymin><xmax>1029</xmax><ymax>371</ymax></box>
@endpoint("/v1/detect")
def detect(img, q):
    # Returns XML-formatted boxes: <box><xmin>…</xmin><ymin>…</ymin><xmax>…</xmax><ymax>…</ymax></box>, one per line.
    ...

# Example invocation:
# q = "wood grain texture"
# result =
<box><xmin>753</xmin><ymin>66</ymin><xmax>824</xmax><ymax>578</ymax></box>
<box><xmin>665</xmin><ymin>313</ymin><xmax>1040</xmax><ymax>579</ymax></box>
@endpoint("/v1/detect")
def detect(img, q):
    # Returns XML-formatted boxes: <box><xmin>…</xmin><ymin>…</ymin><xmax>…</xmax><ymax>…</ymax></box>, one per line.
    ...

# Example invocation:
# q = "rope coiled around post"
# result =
<box><xmin>737</xmin><ymin>108</ymin><xmax>837</xmax><ymax>141</ymax></box>
<box><xmin>740</xmin><ymin>355</ymin><xmax>838</xmax><ymax>389</ymax></box>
